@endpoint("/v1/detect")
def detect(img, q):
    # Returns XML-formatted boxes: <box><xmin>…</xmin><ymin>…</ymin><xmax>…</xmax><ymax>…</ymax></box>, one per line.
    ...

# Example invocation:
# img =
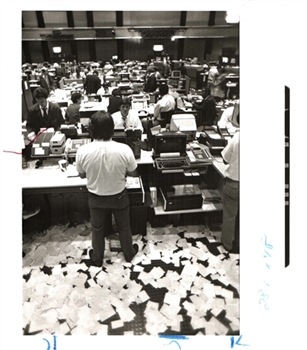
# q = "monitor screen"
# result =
<box><xmin>120</xmin><ymin>73</ymin><xmax>130</xmax><ymax>81</ymax></box>
<box><xmin>171</xmin><ymin>70</ymin><xmax>181</xmax><ymax>78</ymax></box>
<box><xmin>80</xmin><ymin>117</ymin><xmax>90</xmax><ymax>126</ymax></box>
<box><xmin>222</xmin><ymin>57</ymin><xmax>229</xmax><ymax>63</ymax></box>
<box><xmin>154</xmin><ymin>132</ymin><xmax>187</xmax><ymax>156</ymax></box>
<box><xmin>169</xmin><ymin>114</ymin><xmax>197</xmax><ymax>141</ymax></box>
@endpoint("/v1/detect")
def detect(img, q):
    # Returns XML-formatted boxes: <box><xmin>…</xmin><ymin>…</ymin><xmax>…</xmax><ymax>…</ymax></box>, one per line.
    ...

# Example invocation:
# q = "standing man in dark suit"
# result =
<box><xmin>26</xmin><ymin>87</ymin><xmax>64</xmax><ymax>135</ymax></box>
<box><xmin>39</xmin><ymin>68</ymin><xmax>53</xmax><ymax>95</ymax></box>
<box><xmin>192</xmin><ymin>87</ymin><xmax>217</xmax><ymax>127</ymax></box>
<box><xmin>83</xmin><ymin>70</ymin><xmax>102</xmax><ymax>95</ymax></box>
<box><xmin>144</xmin><ymin>67</ymin><xmax>157</xmax><ymax>93</ymax></box>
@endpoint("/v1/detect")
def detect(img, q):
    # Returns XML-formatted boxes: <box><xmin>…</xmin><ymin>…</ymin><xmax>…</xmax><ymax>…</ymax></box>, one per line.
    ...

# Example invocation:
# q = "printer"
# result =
<box><xmin>159</xmin><ymin>184</ymin><xmax>203</xmax><ymax>211</ymax></box>
<box><xmin>50</xmin><ymin>133</ymin><xmax>66</xmax><ymax>154</ymax></box>
<box><xmin>31</xmin><ymin>128</ymin><xmax>55</xmax><ymax>157</ymax></box>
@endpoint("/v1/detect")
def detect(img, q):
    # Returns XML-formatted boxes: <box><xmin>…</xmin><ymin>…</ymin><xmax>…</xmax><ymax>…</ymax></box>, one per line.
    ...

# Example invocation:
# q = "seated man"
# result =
<box><xmin>26</xmin><ymin>87</ymin><xmax>64</xmax><ymax>135</ymax></box>
<box><xmin>108</xmin><ymin>88</ymin><xmax>122</xmax><ymax>115</ymax></box>
<box><xmin>142</xmin><ymin>84</ymin><xmax>175</xmax><ymax>132</ymax></box>
<box><xmin>111</xmin><ymin>98</ymin><xmax>143</xmax><ymax>132</ymax></box>
<box><xmin>153</xmin><ymin>84</ymin><xmax>176</xmax><ymax>121</ymax></box>
<box><xmin>65</xmin><ymin>92</ymin><xmax>82</xmax><ymax>125</ymax></box>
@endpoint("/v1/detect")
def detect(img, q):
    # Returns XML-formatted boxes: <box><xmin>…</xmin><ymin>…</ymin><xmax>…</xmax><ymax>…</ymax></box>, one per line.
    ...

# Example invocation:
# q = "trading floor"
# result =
<box><xmin>23</xmin><ymin>221</ymin><xmax>239</xmax><ymax>336</ymax></box>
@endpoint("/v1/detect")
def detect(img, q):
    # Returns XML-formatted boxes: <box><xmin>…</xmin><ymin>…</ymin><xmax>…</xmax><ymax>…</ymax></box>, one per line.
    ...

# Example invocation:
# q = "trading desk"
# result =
<box><xmin>22</xmin><ymin>150</ymin><xmax>153</xmax><ymax>234</ymax></box>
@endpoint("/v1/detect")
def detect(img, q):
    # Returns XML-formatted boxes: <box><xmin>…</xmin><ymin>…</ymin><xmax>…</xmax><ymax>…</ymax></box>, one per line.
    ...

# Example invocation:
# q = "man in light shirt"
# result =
<box><xmin>221</xmin><ymin>130</ymin><xmax>240</xmax><ymax>253</ymax></box>
<box><xmin>111</xmin><ymin>98</ymin><xmax>143</xmax><ymax>132</ymax></box>
<box><xmin>153</xmin><ymin>84</ymin><xmax>175</xmax><ymax>121</ymax></box>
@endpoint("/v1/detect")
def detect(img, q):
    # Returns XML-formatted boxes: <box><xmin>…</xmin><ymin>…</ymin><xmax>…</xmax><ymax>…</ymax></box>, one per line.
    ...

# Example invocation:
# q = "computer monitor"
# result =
<box><xmin>169</xmin><ymin>114</ymin><xmax>197</xmax><ymax>141</ymax></box>
<box><xmin>222</xmin><ymin>56</ymin><xmax>229</xmax><ymax>64</ymax></box>
<box><xmin>153</xmin><ymin>132</ymin><xmax>187</xmax><ymax>157</ymax></box>
<box><xmin>80</xmin><ymin>117</ymin><xmax>90</xmax><ymax>127</ymax></box>
<box><xmin>113</xmin><ymin>130</ymin><xmax>127</xmax><ymax>144</ymax></box>
<box><xmin>230</xmin><ymin>102</ymin><xmax>240</xmax><ymax>127</ymax></box>
<box><xmin>120</xmin><ymin>72</ymin><xmax>130</xmax><ymax>81</ymax></box>
<box><xmin>171</xmin><ymin>70</ymin><xmax>181</xmax><ymax>78</ymax></box>
<box><xmin>131</xmin><ymin>99</ymin><xmax>148</xmax><ymax>110</ymax></box>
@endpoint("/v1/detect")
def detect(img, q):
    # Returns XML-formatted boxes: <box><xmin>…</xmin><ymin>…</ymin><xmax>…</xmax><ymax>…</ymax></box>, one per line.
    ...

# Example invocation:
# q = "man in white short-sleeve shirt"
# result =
<box><xmin>76</xmin><ymin>111</ymin><xmax>139</xmax><ymax>267</ymax></box>
<box><xmin>221</xmin><ymin>130</ymin><xmax>240</xmax><ymax>253</ymax></box>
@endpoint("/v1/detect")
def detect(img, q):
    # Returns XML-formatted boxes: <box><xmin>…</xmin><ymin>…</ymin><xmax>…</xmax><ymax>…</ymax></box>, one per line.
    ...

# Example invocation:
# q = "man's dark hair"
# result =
<box><xmin>119</xmin><ymin>98</ymin><xmax>131</xmax><ymax>107</ymax></box>
<box><xmin>202</xmin><ymin>87</ymin><xmax>211</xmax><ymax>97</ymax></box>
<box><xmin>71</xmin><ymin>92</ymin><xmax>82</xmax><ymax>104</ymax></box>
<box><xmin>89</xmin><ymin>111</ymin><xmax>114</xmax><ymax>140</ymax></box>
<box><xmin>159</xmin><ymin>84</ymin><xmax>169</xmax><ymax>96</ymax></box>
<box><xmin>112</xmin><ymin>88</ymin><xmax>122</xmax><ymax>97</ymax></box>
<box><xmin>33</xmin><ymin>87</ymin><xmax>48</xmax><ymax>99</ymax></box>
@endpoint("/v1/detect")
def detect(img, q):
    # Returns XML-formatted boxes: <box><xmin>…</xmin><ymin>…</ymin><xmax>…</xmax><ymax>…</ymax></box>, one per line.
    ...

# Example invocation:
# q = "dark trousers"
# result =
<box><xmin>88</xmin><ymin>189</ymin><xmax>136</xmax><ymax>264</ymax></box>
<box><xmin>221</xmin><ymin>178</ymin><xmax>239</xmax><ymax>250</ymax></box>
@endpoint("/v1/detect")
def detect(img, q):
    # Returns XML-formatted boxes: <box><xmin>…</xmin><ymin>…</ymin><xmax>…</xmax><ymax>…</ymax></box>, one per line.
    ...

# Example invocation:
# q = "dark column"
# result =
<box><xmin>204</xmin><ymin>11</ymin><xmax>216</xmax><ymax>61</ymax></box>
<box><xmin>208</xmin><ymin>11</ymin><xmax>216</xmax><ymax>26</ymax></box>
<box><xmin>86</xmin><ymin>11</ymin><xmax>94</xmax><ymax>27</ymax></box>
<box><xmin>116</xmin><ymin>11</ymin><xmax>123</xmax><ymax>26</ymax></box>
<box><xmin>116</xmin><ymin>11</ymin><xmax>124</xmax><ymax>61</ymax></box>
<box><xmin>180</xmin><ymin>11</ymin><xmax>187</xmax><ymax>26</ymax></box>
<box><xmin>86</xmin><ymin>12</ymin><xmax>96</xmax><ymax>61</ymax></box>
<box><xmin>36</xmin><ymin>11</ymin><xmax>45</xmax><ymax>28</ymax></box>
<box><xmin>117</xmin><ymin>40</ymin><xmax>124</xmax><ymax>62</ymax></box>
<box><xmin>67</xmin><ymin>11</ymin><xmax>74</xmax><ymax>28</ymax></box>
<box><xmin>178</xmin><ymin>11</ymin><xmax>187</xmax><ymax>60</ymax></box>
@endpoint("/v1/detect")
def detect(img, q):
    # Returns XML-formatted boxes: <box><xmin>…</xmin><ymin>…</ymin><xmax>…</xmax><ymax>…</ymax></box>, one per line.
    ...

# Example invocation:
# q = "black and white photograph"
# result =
<box><xmin>20</xmin><ymin>9</ymin><xmax>240</xmax><ymax>336</ymax></box>
<box><xmin>0</xmin><ymin>1</ymin><xmax>306</xmax><ymax>349</ymax></box>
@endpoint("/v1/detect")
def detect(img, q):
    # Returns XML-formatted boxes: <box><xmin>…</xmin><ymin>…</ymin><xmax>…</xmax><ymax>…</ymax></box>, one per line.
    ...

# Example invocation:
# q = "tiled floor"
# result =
<box><xmin>22</xmin><ymin>221</ymin><xmax>239</xmax><ymax>336</ymax></box>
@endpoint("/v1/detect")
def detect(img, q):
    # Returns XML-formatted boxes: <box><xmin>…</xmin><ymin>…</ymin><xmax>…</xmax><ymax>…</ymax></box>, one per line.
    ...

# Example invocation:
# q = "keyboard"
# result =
<box><xmin>155</xmin><ymin>157</ymin><xmax>190</xmax><ymax>172</ymax></box>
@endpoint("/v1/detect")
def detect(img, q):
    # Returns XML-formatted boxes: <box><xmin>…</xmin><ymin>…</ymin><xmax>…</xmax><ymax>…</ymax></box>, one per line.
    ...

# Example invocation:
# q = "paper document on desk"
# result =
<box><xmin>67</xmin><ymin>165</ymin><xmax>79</xmax><ymax>177</ymax></box>
<box><xmin>126</xmin><ymin>176</ymin><xmax>141</xmax><ymax>189</ymax></box>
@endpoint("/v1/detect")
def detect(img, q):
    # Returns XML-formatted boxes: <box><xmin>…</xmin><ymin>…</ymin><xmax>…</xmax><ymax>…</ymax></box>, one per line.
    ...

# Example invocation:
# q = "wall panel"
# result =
<box><xmin>123</xmin><ymin>11</ymin><xmax>181</xmax><ymax>26</ymax></box>
<box><xmin>95</xmin><ymin>40</ymin><xmax>117</xmax><ymax>62</ymax></box>
<box><xmin>93</xmin><ymin>11</ymin><xmax>116</xmax><ymax>27</ymax></box>
<box><xmin>23</xmin><ymin>11</ymin><xmax>38</xmax><ymax>28</ymax></box>
<box><xmin>186</xmin><ymin>11</ymin><xmax>210</xmax><ymax>26</ymax></box>
<box><xmin>76</xmin><ymin>41</ymin><xmax>91</xmax><ymax>62</ymax></box>
<box><xmin>123</xmin><ymin>38</ymin><xmax>177</xmax><ymax>61</ymax></box>
<box><xmin>27</xmin><ymin>42</ymin><xmax>45</xmax><ymax>63</ymax></box>
<box><xmin>182</xmin><ymin>38</ymin><xmax>206</xmax><ymax>62</ymax></box>
<box><xmin>72</xmin><ymin>11</ymin><xmax>88</xmax><ymax>27</ymax></box>
<box><xmin>42</xmin><ymin>11</ymin><xmax>68</xmax><ymax>27</ymax></box>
